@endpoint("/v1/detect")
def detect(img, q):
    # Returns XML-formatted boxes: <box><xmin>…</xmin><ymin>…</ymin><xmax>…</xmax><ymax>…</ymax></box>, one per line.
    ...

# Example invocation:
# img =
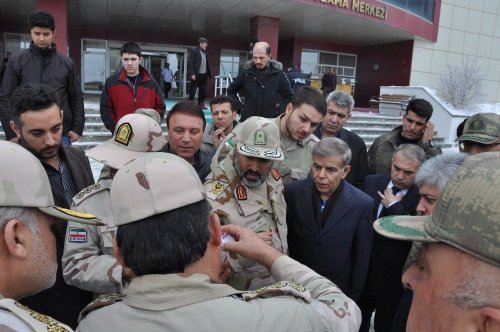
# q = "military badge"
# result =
<box><xmin>114</xmin><ymin>122</ymin><xmax>133</xmax><ymax>145</ymax></box>
<box><xmin>211</xmin><ymin>182</ymin><xmax>225</xmax><ymax>195</ymax></box>
<box><xmin>236</xmin><ymin>185</ymin><xmax>247</xmax><ymax>200</ymax></box>
<box><xmin>254</xmin><ymin>129</ymin><xmax>267</xmax><ymax>145</ymax></box>
<box><xmin>68</xmin><ymin>227</ymin><xmax>87</xmax><ymax>243</ymax></box>
<box><xmin>271</xmin><ymin>168</ymin><xmax>281</xmax><ymax>181</ymax></box>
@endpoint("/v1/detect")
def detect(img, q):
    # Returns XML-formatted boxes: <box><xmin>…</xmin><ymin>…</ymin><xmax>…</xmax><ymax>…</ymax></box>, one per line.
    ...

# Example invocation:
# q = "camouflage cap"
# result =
<box><xmin>236</xmin><ymin>116</ymin><xmax>284</xmax><ymax>161</ymax></box>
<box><xmin>0</xmin><ymin>142</ymin><xmax>103</xmax><ymax>225</ymax></box>
<box><xmin>86</xmin><ymin>113</ymin><xmax>166</xmax><ymax>169</ymax></box>
<box><xmin>110</xmin><ymin>152</ymin><xmax>206</xmax><ymax>226</ymax></box>
<box><xmin>135</xmin><ymin>108</ymin><xmax>162</xmax><ymax>124</ymax></box>
<box><xmin>456</xmin><ymin>112</ymin><xmax>500</xmax><ymax>144</ymax></box>
<box><xmin>374</xmin><ymin>152</ymin><xmax>500</xmax><ymax>268</ymax></box>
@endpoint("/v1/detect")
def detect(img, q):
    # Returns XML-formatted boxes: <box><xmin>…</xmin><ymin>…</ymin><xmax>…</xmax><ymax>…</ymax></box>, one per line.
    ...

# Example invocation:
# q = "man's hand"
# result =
<box><xmin>68</xmin><ymin>131</ymin><xmax>81</xmax><ymax>142</ymax></box>
<box><xmin>378</xmin><ymin>188</ymin><xmax>401</xmax><ymax>208</ymax></box>
<box><xmin>191</xmin><ymin>74</ymin><xmax>196</xmax><ymax>81</ymax></box>
<box><xmin>422</xmin><ymin>120</ymin><xmax>435</xmax><ymax>143</ymax></box>
<box><xmin>221</xmin><ymin>224</ymin><xmax>282</xmax><ymax>270</ymax></box>
<box><xmin>217</xmin><ymin>260</ymin><xmax>232</xmax><ymax>284</ymax></box>
<box><xmin>212</xmin><ymin>128</ymin><xmax>226</xmax><ymax>149</ymax></box>
<box><xmin>256</xmin><ymin>231</ymin><xmax>273</xmax><ymax>246</ymax></box>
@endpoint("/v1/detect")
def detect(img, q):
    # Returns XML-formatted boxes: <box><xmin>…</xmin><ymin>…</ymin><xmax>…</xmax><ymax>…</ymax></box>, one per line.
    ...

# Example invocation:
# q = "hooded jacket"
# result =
<box><xmin>227</xmin><ymin>59</ymin><xmax>293</xmax><ymax>122</ymax></box>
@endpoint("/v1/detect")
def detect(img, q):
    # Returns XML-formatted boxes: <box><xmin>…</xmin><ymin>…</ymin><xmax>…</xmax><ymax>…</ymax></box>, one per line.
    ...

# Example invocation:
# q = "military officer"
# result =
<box><xmin>0</xmin><ymin>141</ymin><xmax>102</xmax><ymax>331</ymax></box>
<box><xmin>62</xmin><ymin>112</ymin><xmax>166</xmax><ymax>295</ymax></box>
<box><xmin>76</xmin><ymin>153</ymin><xmax>362</xmax><ymax>331</ymax></box>
<box><xmin>204</xmin><ymin>116</ymin><xmax>287</xmax><ymax>290</ymax></box>
<box><xmin>213</xmin><ymin>86</ymin><xmax>326</xmax><ymax>184</ymax></box>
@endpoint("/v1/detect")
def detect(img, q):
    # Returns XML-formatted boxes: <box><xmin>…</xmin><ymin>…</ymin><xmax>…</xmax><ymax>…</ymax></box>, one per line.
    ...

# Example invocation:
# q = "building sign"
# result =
<box><xmin>316</xmin><ymin>0</ymin><xmax>388</xmax><ymax>20</ymax></box>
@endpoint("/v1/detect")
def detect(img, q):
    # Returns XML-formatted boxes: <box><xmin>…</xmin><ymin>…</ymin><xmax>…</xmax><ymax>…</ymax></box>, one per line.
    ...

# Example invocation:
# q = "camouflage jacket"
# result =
<box><xmin>62</xmin><ymin>179</ymin><xmax>127</xmax><ymax>295</ymax></box>
<box><xmin>0</xmin><ymin>295</ymin><xmax>73</xmax><ymax>331</ymax></box>
<box><xmin>204</xmin><ymin>149</ymin><xmax>288</xmax><ymax>290</ymax></box>
<box><xmin>76</xmin><ymin>256</ymin><xmax>361</xmax><ymax>332</ymax></box>
<box><xmin>210</xmin><ymin>116</ymin><xmax>318</xmax><ymax>185</ymax></box>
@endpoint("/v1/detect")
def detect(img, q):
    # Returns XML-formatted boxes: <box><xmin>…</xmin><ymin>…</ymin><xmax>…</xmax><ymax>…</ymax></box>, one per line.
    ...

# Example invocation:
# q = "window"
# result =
<box><xmin>383</xmin><ymin>0</ymin><xmax>435</xmax><ymax>21</ymax></box>
<box><xmin>219</xmin><ymin>49</ymin><xmax>247</xmax><ymax>78</ymax></box>
<box><xmin>4</xmin><ymin>33</ymin><xmax>31</xmax><ymax>54</ymax></box>
<box><xmin>301</xmin><ymin>50</ymin><xmax>357</xmax><ymax>86</ymax></box>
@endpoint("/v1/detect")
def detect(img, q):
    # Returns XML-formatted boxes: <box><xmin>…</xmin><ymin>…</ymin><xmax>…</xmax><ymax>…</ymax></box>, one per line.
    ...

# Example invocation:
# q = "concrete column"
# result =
<box><xmin>249</xmin><ymin>16</ymin><xmax>280</xmax><ymax>59</ymax></box>
<box><xmin>37</xmin><ymin>0</ymin><xmax>68</xmax><ymax>56</ymax></box>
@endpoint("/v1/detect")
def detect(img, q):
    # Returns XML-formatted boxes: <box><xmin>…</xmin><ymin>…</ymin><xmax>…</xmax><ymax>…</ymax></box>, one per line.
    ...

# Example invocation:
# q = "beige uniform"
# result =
<box><xmin>62</xmin><ymin>180</ymin><xmax>127</xmax><ymax>295</ymax></box>
<box><xmin>204</xmin><ymin>149</ymin><xmax>287</xmax><ymax>290</ymax></box>
<box><xmin>0</xmin><ymin>295</ymin><xmax>73</xmax><ymax>331</ymax></box>
<box><xmin>272</xmin><ymin>116</ymin><xmax>318</xmax><ymax>184</ymax></box>
<box><xmin>211</xmin><ymin>116</ymin><xmax>318</xmax><ymax>185</ymax></box>
<box><xmin>76</xmin><ymin>256</ymin><xmax>361</xmax><ymax>332</ymax></box>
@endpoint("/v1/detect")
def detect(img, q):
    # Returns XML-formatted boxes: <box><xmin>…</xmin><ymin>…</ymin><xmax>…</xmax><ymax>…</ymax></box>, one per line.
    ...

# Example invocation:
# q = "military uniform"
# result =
<box><xmin>1</xmin><ymin>294</ymin><xmax>73</xmax><ymax>331</ymax></box>
<box><xmin>76</xmin><ymin>256</ymin><xmax>361</xmax><ymax>332</ymax></box>
<box><xmin>204</xmin><ymin>149</ymin><xmax>287</xmax><ymax>290</ymax></box>
<box><xmin>272</xmin><ymin>115</ymin><xmax>319</xmax><ymax>184</ymax></box>
<box><xmin>211</xmin><ymin>115</ymin><xmax>318</xmax><ymax>185</ymax></box>
<box><xmin>62</xmin><ymin>179</ymin><xmax>126</xmax><ymax>295</ymax></box>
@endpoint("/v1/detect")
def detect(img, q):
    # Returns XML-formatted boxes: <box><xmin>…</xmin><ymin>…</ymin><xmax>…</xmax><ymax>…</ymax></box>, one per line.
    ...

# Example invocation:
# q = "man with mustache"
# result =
<box><xmin>204</xmin><ymin>117</ymin><xmax>287</xmax><ymax>291</ymax></box>
<box><xmin>367</xmin><ymin>98</ymin><xmax>441</xmax><ymax>175</ymax></box>
<box><xmin>8</xmin><ymin>83</ymin><xmax>97</xmax><ymax>328</ymax></box>
<box><xmin>314</xmin><ymin>91</ymin><xmax>367</xmax><ymax>188</ymax></box>
<box><xmin>0</xmin><ymin>141</ymin><xmax>102</xmax><ymax>331</ymax></box>
<box><xmin>202</xmin><ymin>95</ymin><xmax>238</xmax><ymax>159</ymax></box>
<box><xmin>165</xmin><ymin>101</ymin><xmax>211</xmax><ymax>181</ymax></box>
<box><xmin>213</xmin><ymin>86</ymin><xmax>326</xmax><ymax>184</ymax></box>
<box><xmin>359</xmin><ymin>144</ymin><xmax>424</xmax><ymax>332</ymax></box>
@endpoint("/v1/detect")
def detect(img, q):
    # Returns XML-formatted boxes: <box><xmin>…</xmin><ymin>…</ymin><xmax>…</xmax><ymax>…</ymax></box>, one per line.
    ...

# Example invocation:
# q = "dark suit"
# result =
<box><xmin>20</xmin><ymin>145</ymin><xmax>94</xmax><ymax>328</ymax></box>
<box><xmin>359</xmin><ymin>173</ymin><xmax>420</xmax><ymax>332</ymax></box>
<box><xmin>187</xmin><ymin>47</ymin><xmax>211</xmax><ymax>105</ymax></box>
<box><xmin>314</xmin><ymin>126</ymin><xmax>368</xmax><ymax>188</ymax></box>
<box><xmin>285</xmin><ymin>179</ymin><xmax>374</xmax><ymax>302</ymax></box>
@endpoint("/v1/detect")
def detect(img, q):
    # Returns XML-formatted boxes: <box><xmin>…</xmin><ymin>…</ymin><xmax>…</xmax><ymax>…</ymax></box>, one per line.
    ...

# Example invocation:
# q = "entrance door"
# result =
<box><xmin>143</xmin><ymin>51</ymin><xmax>187</xmax><ymax>98</ymax></box>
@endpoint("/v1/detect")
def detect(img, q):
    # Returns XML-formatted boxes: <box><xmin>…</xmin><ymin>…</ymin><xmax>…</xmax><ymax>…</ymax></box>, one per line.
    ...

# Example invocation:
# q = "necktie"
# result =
<box><xmin>392</xmin><ymin>186</ymin><xmax>401</xmax><ymax>195</ymax></box>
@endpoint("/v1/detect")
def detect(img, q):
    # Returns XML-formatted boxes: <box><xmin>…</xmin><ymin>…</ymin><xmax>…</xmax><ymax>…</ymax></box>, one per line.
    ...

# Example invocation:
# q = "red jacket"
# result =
<box><xmin>100</xmin><ymin>66</ymin><xmax>165</xmax><ymax>132</ymax></box>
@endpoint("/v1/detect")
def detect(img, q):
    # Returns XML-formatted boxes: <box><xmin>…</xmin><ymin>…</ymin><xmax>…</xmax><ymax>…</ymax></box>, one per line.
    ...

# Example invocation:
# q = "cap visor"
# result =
<box><xmin>456</xmin><ymin>134</ymin><xmax>498</xmax><ymax>145</ymax></box>
<box><xmin>237</xmin><ymin>143</ymin><xmax>284</xmax><ymax>161</ymax></box>
<box><xmin>86</xmin><ymin>140</ymin><xmax>145</xmax><ymax>169</ymax></box>
<box><xmin>373</xmin><ymin>215</ymin><xmax>438</xmax><ymax>242</ymax></box>
<box><xmin>39</xmin><ymin>206</ymin><xmax>104</xmax><ymax>226</ymax></box>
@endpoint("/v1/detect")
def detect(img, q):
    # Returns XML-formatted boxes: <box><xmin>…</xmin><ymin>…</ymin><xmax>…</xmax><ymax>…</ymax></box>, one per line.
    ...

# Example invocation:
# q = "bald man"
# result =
<box><xmin>227</xmin><ymin>41</ymin><xmax>293</xmax><ymax>122</ymax></box>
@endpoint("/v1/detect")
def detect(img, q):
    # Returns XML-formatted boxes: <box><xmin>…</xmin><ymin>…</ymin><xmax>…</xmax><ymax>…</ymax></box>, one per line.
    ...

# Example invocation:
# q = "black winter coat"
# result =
<box><xmin>227</xmin><ymin>60</ymin><xmax>293</xmax><ymax>121</ymax></box>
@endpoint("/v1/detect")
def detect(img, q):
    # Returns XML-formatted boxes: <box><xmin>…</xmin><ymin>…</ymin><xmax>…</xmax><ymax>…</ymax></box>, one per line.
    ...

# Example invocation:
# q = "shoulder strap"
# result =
<box><xmin>0</xmin><ymin>298</ymin><xmax>73</xmax><ymax>331</ymax></box>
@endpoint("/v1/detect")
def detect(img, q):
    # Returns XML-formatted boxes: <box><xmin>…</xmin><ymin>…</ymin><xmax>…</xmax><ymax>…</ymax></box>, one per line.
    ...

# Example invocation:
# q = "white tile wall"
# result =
<box><xmin>410</xmin><ymin>2</ymin><xmax>500</xmax><ymax>103</ymax></box>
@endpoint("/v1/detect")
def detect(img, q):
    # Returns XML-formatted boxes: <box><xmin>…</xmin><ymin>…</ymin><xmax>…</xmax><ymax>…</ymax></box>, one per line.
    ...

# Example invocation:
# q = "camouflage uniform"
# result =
<box><xmin>205</xmin><ymin>149</ymin><xmax>287</xmax><ymax>290</ymax></box>
<box><xmin>76</xmin><ymin>256</ymin><xmax>361</xmax><ymax>332</ymax></box>
<box><xmin>62</xmin><ymin>112</ymin><xmax>166</xmax><ymax>295</ymax></box>
<box><xmin>272</xmin><ymin>115</ymin><xmax>319</xmax><ymax>184</ymax></box>
<box><xmin>0</xmin><ymin>295</ymin><xmax>73</xmax><ymax>331</ymax></box>
<box><xmin>211</xmin><ymin>115</ymin><xmax>318</xmax><ymax>185</ymax></box>
<box><xmin>62</xmin><ymin>179</ymin><xmax>126</xmax><ymax>294</ymax></box>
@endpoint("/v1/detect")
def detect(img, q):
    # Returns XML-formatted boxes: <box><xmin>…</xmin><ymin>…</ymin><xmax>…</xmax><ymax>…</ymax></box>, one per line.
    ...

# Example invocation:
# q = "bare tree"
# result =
<box><xmin>437</xmin><ymin>57</ymin><xmax>483</xmax><ymax>110</ymax></box>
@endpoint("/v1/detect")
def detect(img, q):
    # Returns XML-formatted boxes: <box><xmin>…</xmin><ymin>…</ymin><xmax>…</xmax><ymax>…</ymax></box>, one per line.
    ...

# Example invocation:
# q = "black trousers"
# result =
<box><xmin>163</xmin><ymin>82</ymin><xmax>172</xmax><ymax>98</ymax></box>
<box><xmin>188</xmin><ymin>73</ymin><xmax>208</xmax><ymax>104</ymax></box>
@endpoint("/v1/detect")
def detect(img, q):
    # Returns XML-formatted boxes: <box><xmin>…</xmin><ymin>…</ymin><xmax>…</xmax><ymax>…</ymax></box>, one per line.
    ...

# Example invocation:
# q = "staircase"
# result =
<box><xmin>0</xmin><ymin>96</ymin><xmax>448</xmax><ymax>150</ymax></box>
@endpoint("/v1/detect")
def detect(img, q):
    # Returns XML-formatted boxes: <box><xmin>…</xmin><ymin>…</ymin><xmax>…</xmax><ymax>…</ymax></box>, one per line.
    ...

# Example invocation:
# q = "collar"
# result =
<box><xmin>30</xmin><ymin>42</ymin><xmax>57</xmax><ymax>56</ymax></box>
<box><xmin>125</xmin><ymin>273</ymin><xmax>241</xmax><ymax>310</ymax></box>
<box><xmin>118</xmin><ymin>66</ymin><xmax>151</xmax><ymax>82</ymax></box>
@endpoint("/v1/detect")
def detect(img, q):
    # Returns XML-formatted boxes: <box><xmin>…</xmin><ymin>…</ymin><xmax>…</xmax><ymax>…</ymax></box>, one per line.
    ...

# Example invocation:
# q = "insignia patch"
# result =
<box><xmin>271</xmin><ymin>168</ymin><xmax>281</xmax><ymax>181</ymax></box>
<box><xmin>114</xmin><ymin>122</ymin><xmax>133</xmax><ymax>145</ymax></box>
<box><xmin>224</xmin><ymin>138</ymin><xmax>236</xmax><ymax>149</ymax></box>
<box><xmin>68</xmin><ymin>227</ymin><xmax>87</xmax><ymax>242</ymax></box>
<box><xmin>236</xmin><ymin>185</ymin><xmax>247</xmax><ymax>200</ymax></box>
<box><xmin>254</xmin><ymin>129</ymin><xmax>267</xmax><ymax>145</ymax></box>
<box><xmin>211</xmin><ymin>181</ymin><xmax>225</xmax><ymax>195</ymax></box>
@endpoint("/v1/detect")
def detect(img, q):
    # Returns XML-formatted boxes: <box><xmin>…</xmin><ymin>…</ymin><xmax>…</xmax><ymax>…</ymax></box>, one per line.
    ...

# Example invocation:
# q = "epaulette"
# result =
<box><xmin>78</xmin><ymin>293</ymin><xmax>125</xmax><ymax>322</ymax></box>
<box><xmin>309</xmin><ymin>133</ymin><xmax>320</xmax><ymax>143</ymax></box>
<box><xmin>73</xmin><ymin>180</ymin><xmax>112</xmax><ymax>206</ymax></box>
<box><xmin>0</xmin><ymin>298</ymin><xmax>72</xmax><ymax>331</ymax></box>
<box><xmin>241</xmin><ymin>281</ymin><xmax>312</xmax><ymax>302</ymax></box>
<box><xmin>270</xmin><ymin>168</ymin><xmax>281</xmax><ymax>182</ymax></box>
<box><xmin>206</xmin><ymin>180</ymin><xmax>229</xmax><ymax>200</ymax></box>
